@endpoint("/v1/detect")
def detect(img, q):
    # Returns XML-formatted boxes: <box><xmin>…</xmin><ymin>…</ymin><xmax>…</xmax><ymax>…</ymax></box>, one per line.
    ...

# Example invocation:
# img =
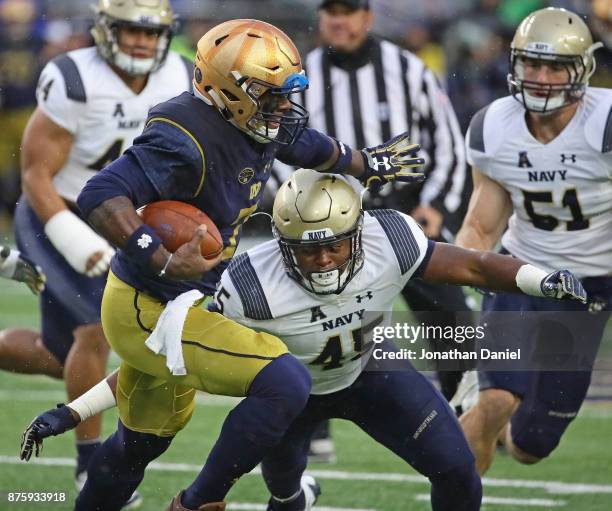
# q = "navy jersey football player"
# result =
<box><xmin>22</xmin><ymin>170</ymin><xmax>588</xmax><ymax>511</ymax></box>
<box><xmin>69</xmin><ymin>19</ymin><xmax>425</xmax><ymax>511</ymax></box>
<box><xmin>457</xmin><ymin>8</ymin><xmax>612</xmax><ymax>474</ymax></box>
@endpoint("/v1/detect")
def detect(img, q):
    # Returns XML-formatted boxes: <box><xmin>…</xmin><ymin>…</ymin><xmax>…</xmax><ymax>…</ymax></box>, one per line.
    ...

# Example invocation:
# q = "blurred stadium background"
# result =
<box><xmin>1</xmin><ymin>0</ymin><xmax>611</xmax><ymax>509</ymax></box>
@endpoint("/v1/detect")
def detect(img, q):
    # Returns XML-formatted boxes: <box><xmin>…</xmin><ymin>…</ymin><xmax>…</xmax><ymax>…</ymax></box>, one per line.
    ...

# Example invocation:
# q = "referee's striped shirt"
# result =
<box><xmin>274</xmin><ymin>37</ymin><xmax>466</xmax><ymax>219</ymax></box>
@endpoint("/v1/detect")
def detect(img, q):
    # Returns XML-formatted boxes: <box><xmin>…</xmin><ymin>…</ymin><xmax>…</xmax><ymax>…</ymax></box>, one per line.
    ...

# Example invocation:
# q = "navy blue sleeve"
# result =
<box><xmin>276</xmin><ymin>127</ymin><xmax>335</xmax><ymax>168</ymax></box>
<box><xmin>77</xmin><ymin>152</ymin><xmax>159</xmax><ymax>217</ymax></box>
<box><xmin>77</xmin><ymin>120</ymin><xmax>204</xmax><ymax>218</ymax></box>
<box><xmin>411</xmin><ymin>240</ymin><xmax>436</xmax><ymax>279</ymax></box>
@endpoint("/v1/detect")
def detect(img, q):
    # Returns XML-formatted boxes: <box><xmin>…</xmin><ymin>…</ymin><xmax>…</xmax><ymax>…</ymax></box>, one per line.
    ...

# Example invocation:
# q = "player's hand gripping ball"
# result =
<box><xmin>140</xmin><ymin>200</ymin><xmax>223</xmax><ymax>259</ymax></box>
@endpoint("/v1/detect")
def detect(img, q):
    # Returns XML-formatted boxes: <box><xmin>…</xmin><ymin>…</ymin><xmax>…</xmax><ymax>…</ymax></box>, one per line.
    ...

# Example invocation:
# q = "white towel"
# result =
<box><xmin>145</xmin><ymin>289</ymin><xmax>204</xmax><ymax>376</ymax></box>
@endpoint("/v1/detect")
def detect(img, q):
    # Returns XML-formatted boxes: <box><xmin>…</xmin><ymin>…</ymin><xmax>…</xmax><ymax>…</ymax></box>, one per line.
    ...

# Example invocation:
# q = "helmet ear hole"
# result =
<box><xmin>221</xmin><ymin>89</ymin><xmax>240</xmax><ymax>102</ymax></box>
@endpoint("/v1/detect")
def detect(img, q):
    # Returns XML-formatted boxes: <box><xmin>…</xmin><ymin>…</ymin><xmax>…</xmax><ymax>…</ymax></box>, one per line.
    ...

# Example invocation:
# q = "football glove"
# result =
<box><xmin>360</xmin><ymin>133</ymin><xmax>425</xmax><ymax>192</ymax></box>
<box><xmin>0</xmin><ymin>245</ymin><xmax>46</xmax><ymax>295</ymax></box>
<box><xmin>20</xmin><ymin>404</ymin><xmax>79</xmax><ymax>461</ymax></box>
<box><xmin>541</xmin><ymin>270</ymin><xmax>587</xmax><ymax>304</ymax></box>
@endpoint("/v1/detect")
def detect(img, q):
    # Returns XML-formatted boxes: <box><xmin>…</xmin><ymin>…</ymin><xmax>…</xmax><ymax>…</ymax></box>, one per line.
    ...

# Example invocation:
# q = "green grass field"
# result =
<box><xmin>1</xmin><ymin>279</ymin><xmax>611</xmax><ymax>510</ymax></box>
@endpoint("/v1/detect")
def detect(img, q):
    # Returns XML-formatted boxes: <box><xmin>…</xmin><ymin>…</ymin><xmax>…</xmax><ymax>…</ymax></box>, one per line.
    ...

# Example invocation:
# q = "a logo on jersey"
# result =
<box><xmin>310</xmin><ymin>306</ymin><xmax>328</xmax><ymax>323</ymax></box>
<box><xmin>322</xmin><ymin>309</ymin><xmax>366</xmax><ymax>331</ymax></box>
<box><xmin>113</xmin><ymin>103</ymin><xmax>125</xmax><ymax>118</ymax></box>
<box><xmin>238</xmin><ymin>167</ymin><xmax>255</xmax><ymax>184</ymax></box>
<box><xmin>518</xmin><ymin>151</ymin><xmax>533</xmax><ymax>168</ymax></box>
<box><xmin>528</xmin><ymin>170</ymin><xmax>567</xmax><ymax>182</ymax></box>
<box><xmin>560</xmin><ymin>153</ymin><xmax>576</xmax><ymax>163</ymax></box>
<box><xmin>356</xmin><ymin>291</ymin><xmax>373</xmax><ymax>303</ymax></box>
<box><xmin>137</xmin><ymin>234</ymin><xmax>153</xmax><ymax>249</ymax></box>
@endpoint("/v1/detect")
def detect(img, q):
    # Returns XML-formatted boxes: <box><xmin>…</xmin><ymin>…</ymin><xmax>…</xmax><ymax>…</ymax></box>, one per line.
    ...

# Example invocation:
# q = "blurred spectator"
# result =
<box><xmin>443</xmin><ymin>0</ymin><xmax>510</xmax><ymax>132</ymax></box>
<box><xmin>401</xmin><ymin>21</ymin><xmax>446</xmax><ymax>79</ymax></box>
<box><xmin>583</xmin><ymin>0</ymin><xmax>612</xmax><ymax>88</ymax></box>
<box><xmin>0</xmin><ymin>0</ymin><xmax>46</xmax><ymax>223</ymax></box>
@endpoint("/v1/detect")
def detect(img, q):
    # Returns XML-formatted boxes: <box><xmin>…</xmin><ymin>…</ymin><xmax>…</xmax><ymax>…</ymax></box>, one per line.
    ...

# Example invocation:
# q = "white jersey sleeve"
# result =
<box><xmin>36</xmin><ymin>57</ymin><xmax>86</xmax><ymax>134</ymax></box>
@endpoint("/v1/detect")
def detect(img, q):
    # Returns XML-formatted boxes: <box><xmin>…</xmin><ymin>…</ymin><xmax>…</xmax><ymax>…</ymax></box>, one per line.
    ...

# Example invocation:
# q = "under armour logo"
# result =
<box><xmin>137</xmin><ymin>234</ymin><xmax>153</xmax><ymax>249</ymax></box>
<box><xmin>372</xmin><ymin>156</ymin><xmax>391</xmax><ymax>171</ymax></box>
<box><xmin>518</xmin><ymin>151</ymin><xmax>533</xmax><ymax>168</ymax></box>
<box><xmin>356</xmin><ymin>291</ymin><xmax>373</xmax><ymax>303</ymax></box>
<box><xmin>561</xmin><ymin>153</ymin><xmax>576</xmax><ymax>163</ymax></box>
<box><xmin>113</xmin><ymin>103</ymin><xmax>125</xmax><ymax>118</ymax></box>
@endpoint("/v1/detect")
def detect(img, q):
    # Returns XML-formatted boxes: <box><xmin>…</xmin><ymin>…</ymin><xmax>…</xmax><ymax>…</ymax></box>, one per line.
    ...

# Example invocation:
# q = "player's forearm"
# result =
<box><xmin>310</xmin><ymin>135</ymin><xmax>365</xmax><ymax>179</ymax></box>
<box><xmin>21</xmin><ymin>169</ymin><xmax>68</xmax><ymax>223</ymax></box>
<box><xmin>424</xmin><ymin>243</ymin><xmax>524</xmax><ymax>293</ymax></box>
<box><xmin>86</xmin><ymin>196</ymin><xmax>171</xmax><ymax>271</ymax></box>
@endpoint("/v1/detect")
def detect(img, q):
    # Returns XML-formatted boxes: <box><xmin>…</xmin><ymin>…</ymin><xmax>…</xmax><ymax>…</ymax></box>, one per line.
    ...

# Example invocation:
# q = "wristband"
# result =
<box><xmin>515</xmin><ymin>264</ymin><xmax>548</xmax><ymax>297</ymax></box>
<box><xmin>68</xmin><ymin>379</ymin><xmax>116</xmax><ymax>421</ymax></box>
<box><xmin>326</xmin><ymin>139</ymin><xmax>353</xmax><ymax>174</ymax></box>
<box><xmin>124</xmin><ymin>225</ymin><xmax>162</xmax><ymax>265</ymax></box>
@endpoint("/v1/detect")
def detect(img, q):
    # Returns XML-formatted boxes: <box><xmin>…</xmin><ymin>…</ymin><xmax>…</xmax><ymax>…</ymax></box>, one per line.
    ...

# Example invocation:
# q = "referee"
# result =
<box><xmin>297</xmin><ymin>0</ymin><xmax>474</xmax><ymax>462</ymax></box>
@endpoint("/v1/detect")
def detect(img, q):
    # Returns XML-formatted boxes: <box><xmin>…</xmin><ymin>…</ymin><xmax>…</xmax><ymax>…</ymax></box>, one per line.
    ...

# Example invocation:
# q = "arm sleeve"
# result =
<box><xmin>36</xmin><ymin>61</ymin><xmax>84</xmax><ymax>134</ymax></box>
<box><xmin>415</xmin><ymin>66</ymin><xmax>467</xmax><ymax>212</ymax></box>
<box><xmin>276</xmin><ymin>127</ymin><xmax>336</xmax><ymax>168</ymax></box>
<box><xmin>77</xmin><ymin>120</ymin><xmax>204</xmax><ymax>217</ymax></box>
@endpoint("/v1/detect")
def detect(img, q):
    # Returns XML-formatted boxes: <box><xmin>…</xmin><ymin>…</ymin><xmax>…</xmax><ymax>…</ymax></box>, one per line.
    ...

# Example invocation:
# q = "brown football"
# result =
<box><xmin>139</xmin><ymin>200</ymin><xmax>223</xmax><ymax>259</ymax></box>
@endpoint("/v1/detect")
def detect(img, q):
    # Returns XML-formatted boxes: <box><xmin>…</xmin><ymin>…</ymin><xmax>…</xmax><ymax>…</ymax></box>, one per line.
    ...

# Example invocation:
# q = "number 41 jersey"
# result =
<box><xmin>466</xmin><ymin>89</ymin><xmax>612</xmax><ymax>278</ymax></box>
<box><xmin>214</xmin><ymin>210</ymin><xmax>430</xmax><ymax>395</ymax></box>
<box><xmin>36</xmin><ymin>46</ymin><xmax>192</xmax><ymax>203</ymax></box>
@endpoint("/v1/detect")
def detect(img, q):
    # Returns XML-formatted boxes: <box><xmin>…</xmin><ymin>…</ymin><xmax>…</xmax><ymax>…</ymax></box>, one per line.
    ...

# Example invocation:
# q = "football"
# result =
<box><xmin>139</xmin><ymin>200</ymin><xmax>223</xmax><ymax>259</ymax></box>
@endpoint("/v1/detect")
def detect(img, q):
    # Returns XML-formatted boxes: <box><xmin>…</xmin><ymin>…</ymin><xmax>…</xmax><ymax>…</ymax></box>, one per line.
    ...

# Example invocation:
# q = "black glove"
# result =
<box><xmin>20</xmin><ymin>404</ymin><xmax>79</xmax><ymax>461</ymax></box>
<box><xmin>541</xmin><ymin>270</ymin><xmax>587</xmax><ymax>304</ymax></box>
<box><xmin>361</xmin><ymin>133</ymin><xmax>425</xmax><ymax>192</ymax></box>
<box><xmin>0</xmin><ymin>245</ymin><xmax>46</xmax><ymax>295</ymax></box>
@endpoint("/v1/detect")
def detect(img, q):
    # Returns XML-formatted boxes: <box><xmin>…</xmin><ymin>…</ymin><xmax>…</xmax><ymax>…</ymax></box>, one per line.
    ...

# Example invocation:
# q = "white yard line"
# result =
<box><xmin>2</xmin><ymin>456</ymin><xmax>611</xmax><ymax>495</ymax></box>
<box><xmin>229</xmin><ymin>504</ymin><xmax>375</xmax><ymax>511</ymax></box>
<box><xmin>416</xmin><ymin>494</ymin><xmax>566</xmax><ymax>507</ymax></box>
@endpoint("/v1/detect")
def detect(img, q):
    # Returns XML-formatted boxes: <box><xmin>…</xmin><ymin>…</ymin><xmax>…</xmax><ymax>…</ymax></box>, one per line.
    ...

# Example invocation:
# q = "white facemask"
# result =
<box><xmin>522</xmin><ymin>89</ymin><xmax>567</xmax><ymax>113</ymax></box>
<box><xmin>114</xmin><ymin>50</ymin><xmax>156</xmax><ymax>75</ymax></box>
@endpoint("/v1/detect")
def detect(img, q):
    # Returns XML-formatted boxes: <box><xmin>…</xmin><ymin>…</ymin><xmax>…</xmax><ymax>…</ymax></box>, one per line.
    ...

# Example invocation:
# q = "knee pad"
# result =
<box><xmin>430</xmin><ymin>461</ymin><xmax>482</xmax><ymax>511</ymax></box>
<box><xmin>511</xmin><ymin>372</ymin><xmax>590</xmax><ymax>459</ymax></box>
<box><xmin>250</xmin><ymin>354</ymin><xmax>311</xmax><ymax>418</ymax></box>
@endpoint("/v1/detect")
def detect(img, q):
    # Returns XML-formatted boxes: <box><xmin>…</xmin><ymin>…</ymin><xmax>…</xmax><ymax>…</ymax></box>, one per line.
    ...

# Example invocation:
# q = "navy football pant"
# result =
<box><xmin>14</xmin><ymin>197</ymin><xmax>105</xmax><ymax>364</ymax></box>
<box><xmin>479</xmin><ymin>276</ymin><xmax>611</xmax><ymax>458</ymax></box>
<box><xmin>263</xmin><ymin>342</ymin><xmax>481</xmax><ymax>511</ymax></box>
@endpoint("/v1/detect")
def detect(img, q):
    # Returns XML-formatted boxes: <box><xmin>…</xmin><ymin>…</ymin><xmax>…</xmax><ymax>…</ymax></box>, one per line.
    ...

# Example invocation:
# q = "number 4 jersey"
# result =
<box><xmin>466</xmin><ymin>89</ymin><xmax>612</xmax><ymax>278</ymax></box>
<box><xmin>35</xmin><ymin>46</ymin><xmax>192</xmax><ymax>202</ymax></box>
<box><xmin>214</xmin><ymin>210</ymin><xmax>430</xmax><ymax>395</ymax></box>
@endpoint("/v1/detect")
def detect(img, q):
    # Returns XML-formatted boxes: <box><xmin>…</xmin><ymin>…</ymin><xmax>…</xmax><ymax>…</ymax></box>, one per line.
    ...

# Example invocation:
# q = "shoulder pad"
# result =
<box><xmin>50</xmin><ymin>54</ymin><xmax>86</xmax><ymax>103</ymax></box>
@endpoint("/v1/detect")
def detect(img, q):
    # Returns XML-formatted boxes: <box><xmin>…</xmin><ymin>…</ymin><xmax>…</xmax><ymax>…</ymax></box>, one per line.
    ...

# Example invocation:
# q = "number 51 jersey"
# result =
<box><xmin>35</xmin><ymin>46</ymin><xmax>192</xmax><ymax>203</ymax></box>
<box><xmin>214</xmin><ymin>210</ymin><xmax>430</xmax><ymax>395</ymax></box>
<box><xmin>466</xmin><ymin>89</ymin><xmax>612</xmax><ymax>278</ymax></box>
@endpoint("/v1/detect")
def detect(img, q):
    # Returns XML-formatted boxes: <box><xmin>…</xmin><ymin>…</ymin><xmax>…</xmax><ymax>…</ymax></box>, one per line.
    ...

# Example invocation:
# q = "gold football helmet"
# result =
<box><xmin>508</xmin><ymin>7</ymin><xmax>603</xmax><ymax>113</ymax></box>
<box><xmin>92</xmin><ymin>0</ymin><xmax>176</xmax><ymax>76</ymax></box>
<box><xmin>193</xmin><ymin>19</ymin><xmax>309</xmax><ymax>145</ymax></box>
<box><xmin>272</xmin><ymin>169</ymin><xmax>363</xmax><ymax>294</ymax></box>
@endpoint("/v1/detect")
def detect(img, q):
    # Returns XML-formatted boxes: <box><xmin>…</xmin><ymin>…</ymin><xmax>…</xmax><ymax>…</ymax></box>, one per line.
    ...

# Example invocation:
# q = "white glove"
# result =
<box><xmin>44</xmin><ymin>210</ymin><xmax>115</xmax><ymax>277</ymax></box>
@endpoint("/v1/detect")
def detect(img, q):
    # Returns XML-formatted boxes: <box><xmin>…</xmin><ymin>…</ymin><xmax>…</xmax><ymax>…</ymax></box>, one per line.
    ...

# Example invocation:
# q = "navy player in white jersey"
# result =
<box><xmin>0</xmin><ymin>0</ymin><xmax>191</xmax><ymax>498</ymax></box>
<box><xmin>24</xmin><ymin>169</ymin><xmax>588</xmax><ymax>511</ymax></box>
<box><xmin>456</xmin><ymin>7</ymin><xmax>612</xmax><ymax>474</ymax></box>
